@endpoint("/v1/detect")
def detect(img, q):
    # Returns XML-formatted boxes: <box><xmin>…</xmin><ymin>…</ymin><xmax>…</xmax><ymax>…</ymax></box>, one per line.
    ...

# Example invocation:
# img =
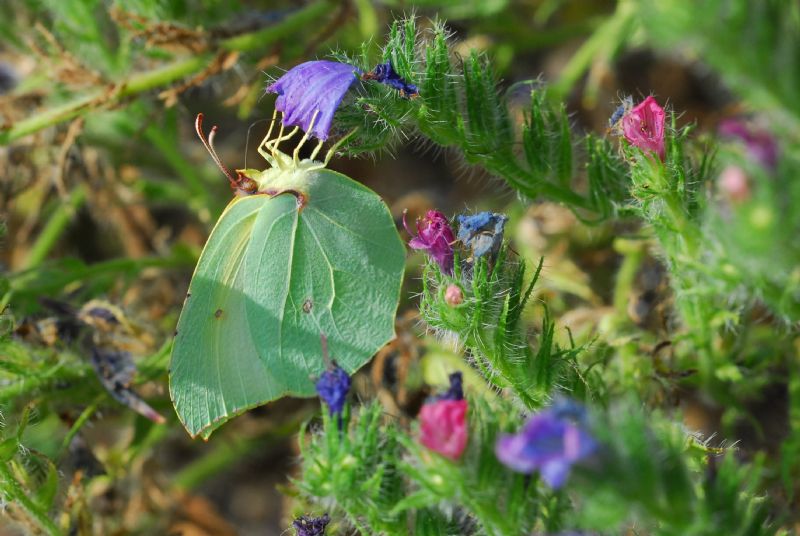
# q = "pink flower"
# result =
<box><xmin>419</xmin><ymin>399</ymin><xmax>468</xmax><ymax>460</ymax></box>
<box><xmin>403</xmin><ymin>210</ymin><xmax>456</xmax><ymax>275</ymax></box>
<box><xmin>622</xmin><ymin>96</ymin><xmax>666</xmax><ymax>161</ymax></box>
<box><xmin>718</xmin><ymin>165</ymin><xmax>750</xmax><ymax>203</ymax></box>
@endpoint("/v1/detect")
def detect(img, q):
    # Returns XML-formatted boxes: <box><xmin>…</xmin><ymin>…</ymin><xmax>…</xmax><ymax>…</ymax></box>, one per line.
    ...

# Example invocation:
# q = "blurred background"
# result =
<box><xmin>0</xmin><ymin>0</ymin><xmax>792</xmax><ymax>534</ymax></box>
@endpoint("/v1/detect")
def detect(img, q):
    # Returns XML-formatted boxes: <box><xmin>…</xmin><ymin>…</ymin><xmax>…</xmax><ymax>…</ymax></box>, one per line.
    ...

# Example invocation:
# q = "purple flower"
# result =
<box><xmin>622</xmin><ymin>96</ymin><xmax>666</xmax><ymax>161</ymax></box>
<box><xmin>315</xmin><ymin>364</ymin><xmax>351</xmax><ymax>418</ymax></box>
<box><xmin>292</xmin><ymin>513</ymin><xmax>330</xmax><ymax>536</ymax></box>
<box><xmin>266</xmin><ymin>60</ymin><xmax>361</xmax><ymax>140</ymax></box>
<box><xmin>456</xmin><ymin>211</ymin><xmax>508</xmax><ymax>260</ymax></box>
<box><xmin>495</xmin><ymin>402</ymin><xmax>596</xmax><ymax>489</ymax></box>
<box><xmin>403</xmin><ymin>209</ymin><xmax>456</xmax><ymax>275</ymax></box>
<box><xmin>718</xmin><ymin>119</ymin><xmax>778</xmax><ymax>170</ymax></box>
<box><xmin>362</xmin><ymin>61</ymin><xmax>419</xmax><ymax>98</ymax></box>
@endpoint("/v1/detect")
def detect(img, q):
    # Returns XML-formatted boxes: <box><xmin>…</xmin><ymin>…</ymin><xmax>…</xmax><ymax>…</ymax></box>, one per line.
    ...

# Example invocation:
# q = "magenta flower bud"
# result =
<box><xmin>419</xmin><ymin>398</ymin><xmax>468</xmax><ymax>460</ymax></box>
<box><xmin>419</xmin><ymin>372</ymin><xmax>467</xmax><ymax>460</ymax></box>
<box><xmin>266</xmin><ymin>60</ymin><xmax>361</xmax><ymax>140</ymax></box>
<box><xmin>718</xmin><ymin>165</ymin><xmax>750</xmax><ymax>203</ymax></box>
<box><xmin>718</xmin><ymin>119</ymin><xmax>778</xmax><ymax>170</ymax></box>
<box><xmin>622</xmin><ymin>96</ymin><xmax>666</xmax><ymax>161</ymax></box>
<box><xmin>444</xmin><ymin>284</ymin><xmax>464</xmax><ymax>306</ymax></box>
<box><xmin>403</xmin><ymin>209</ymin><xmax>456</xmax><ymax>275</ymax></box>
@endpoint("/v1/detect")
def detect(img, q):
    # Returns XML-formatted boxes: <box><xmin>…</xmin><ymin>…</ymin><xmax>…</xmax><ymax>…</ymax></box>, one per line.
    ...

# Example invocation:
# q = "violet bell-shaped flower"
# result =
<box><xmin>266</xmin><ymin>60</ymin><xmax>361</xmax><ymax>140</ymax></box>
<box><xmin>403</xmin><ymin>209</ymin><xmax>455</xmax><ymax>275</ymax></box>
<box><xmin>495</xmin><ymin>401</ymin><xmax>596</xmax><ymax>489</ymax></box>
<box><xmin>622</xmin><ymin>96</ymin><xmax>666</xmax><ymax>161</ymax></box>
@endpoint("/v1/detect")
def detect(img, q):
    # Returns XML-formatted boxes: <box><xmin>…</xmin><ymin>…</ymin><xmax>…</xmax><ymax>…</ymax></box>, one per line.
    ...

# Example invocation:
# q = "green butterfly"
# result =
<box><xmin>170</xmin><ymin>112</ymin><xmax>405</xmax><ymax>439</ymax></box>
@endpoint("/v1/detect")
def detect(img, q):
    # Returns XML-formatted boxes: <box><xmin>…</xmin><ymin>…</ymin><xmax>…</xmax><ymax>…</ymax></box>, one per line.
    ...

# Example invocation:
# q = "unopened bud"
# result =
<box><xmin>444</xmin><ymin>284</ymin><xmax>463</xmax><ymax>306</ymax></box>
<box><xmin>719</xmin><ymin>165</ymin><xmax>750</xmax><ymax>203</ymax></box>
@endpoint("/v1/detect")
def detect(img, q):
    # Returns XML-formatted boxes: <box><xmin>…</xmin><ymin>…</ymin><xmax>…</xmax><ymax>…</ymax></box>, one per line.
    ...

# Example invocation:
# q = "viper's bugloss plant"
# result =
<box><xmin>3</xmin><ymin>1</ymin><xmax>800</xmax><ymax>535</ymax></box>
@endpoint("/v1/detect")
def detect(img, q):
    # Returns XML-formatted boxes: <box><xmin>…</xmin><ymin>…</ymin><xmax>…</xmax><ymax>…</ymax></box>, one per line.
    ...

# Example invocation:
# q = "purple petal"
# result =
<box><xmin>267</xmin><ymin>61</ymin><xmax>361</xmax><ymax>141</ymax></box>
<box><xmin>495</xmin><ymin>433</ymin><xmax>538</xmax><ymax>473</ymax></box>
<box><xmin>540</xmin><ymin>460</ymin><xmax>571</xmax><ymax>489</ymax></box>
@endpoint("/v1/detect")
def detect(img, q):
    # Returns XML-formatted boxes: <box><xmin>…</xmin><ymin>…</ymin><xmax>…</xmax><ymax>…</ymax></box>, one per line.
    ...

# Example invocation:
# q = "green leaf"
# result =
<box><xmin>170</xmin><ymin>168</ymin><xmax>405</xmax><ymax>439</ymax></box>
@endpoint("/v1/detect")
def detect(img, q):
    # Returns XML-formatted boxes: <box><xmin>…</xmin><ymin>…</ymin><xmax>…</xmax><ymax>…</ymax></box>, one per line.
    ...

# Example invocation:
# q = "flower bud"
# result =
<box><xmin>444</xmin><ymin>284</ymin><xmax>464</xmax><ymax>306</ymax></box>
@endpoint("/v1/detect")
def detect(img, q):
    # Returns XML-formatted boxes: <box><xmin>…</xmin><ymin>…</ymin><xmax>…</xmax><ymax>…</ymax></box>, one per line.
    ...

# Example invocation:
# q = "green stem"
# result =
<box><xmin>22</xmin><ymin>185</ymin><xmax>87</xmax><ymax>270</ymax></box>
<box><xmin>56</xmin><ymin>397</ymin><xmax>102</xmax><ymax>460</ymax></box>
<box><xmin>612</xmin><ymin>238</ymin><xmax>645</xmax><ymax>317</ymax></box>
<box><xmin>0</xmin><ymin>1</ymin><xmax>334</xmax><ymax>145</ymax></box>
<box><xmin>485</xmin><ymin>152</ymin><xmax>594</xmax><ymax>210</ymax></box>
<box><xmin>0</xmin><ymin>463</ymin><xmax>62</xmax><ymax>536</ymax></box>
<box><xmin>549</xmin><ymin>0</ymin><xmax>636</xmax><ymax>100</ymax></box>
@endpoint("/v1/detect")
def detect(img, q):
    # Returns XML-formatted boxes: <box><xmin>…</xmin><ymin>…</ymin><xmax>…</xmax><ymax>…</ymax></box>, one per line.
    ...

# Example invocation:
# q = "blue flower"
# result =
<box><xmin>266</xmin><ymin>60</ymin><xmax>361</xmax><ymax>140</ymax></box>
<box><xmin>315</xmin><ymin>363</ymin><xmax>351</xmax><ymax>417</ymax></box>
<box><xmin>456</xmin><ymin>211</ymin><xmax>508</xmax><ymax>260</ymax></box>
<box><xmin>432</xmin><ymin>371</ymin><xmax>464</xmax><ymax>402</ymax></box>
<box><xmin>495</xmin><ymin>402</ymin><xmax>596</xmax><ymax>489</ymax></box>
<box><xmin>292</xmin><ymin>513</ymin><xmax>330</xmax><ymax>536</ymax></box>
<box><xmin>363</xmin><ymin>61</ymin><xmax>419</xmax><ymax>98</ymax></box>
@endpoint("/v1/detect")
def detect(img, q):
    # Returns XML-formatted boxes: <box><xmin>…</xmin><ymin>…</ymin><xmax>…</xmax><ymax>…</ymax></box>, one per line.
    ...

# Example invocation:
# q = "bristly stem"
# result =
<box><xmin>0</xmin><ymin>463</ymin><xmax>63</xmax><ymax>536</ymax></box>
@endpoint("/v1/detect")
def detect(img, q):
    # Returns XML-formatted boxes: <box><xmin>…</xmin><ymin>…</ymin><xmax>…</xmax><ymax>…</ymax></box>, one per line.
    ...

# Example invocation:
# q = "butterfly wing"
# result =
<box><xmin>170</xmin><ymin>170</ymin><xmax>405</xmax><ymax>439</ymax></box>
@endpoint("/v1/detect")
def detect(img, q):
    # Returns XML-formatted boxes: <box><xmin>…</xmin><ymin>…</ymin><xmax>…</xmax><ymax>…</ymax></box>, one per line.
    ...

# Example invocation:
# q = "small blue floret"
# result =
<box><xmin>457</xmin><ymin>211</ymin><xmax>508</xmax><ymax>260</ymax></box>
<box><xmin>315</xmin><ymin>364</ymin><xmax>351</xmax><ymax>416</ymax></box>
<box><xmin>363</xmin><ymin>61</ymin><xmax>419</xmax><ymax>98</ymax></box>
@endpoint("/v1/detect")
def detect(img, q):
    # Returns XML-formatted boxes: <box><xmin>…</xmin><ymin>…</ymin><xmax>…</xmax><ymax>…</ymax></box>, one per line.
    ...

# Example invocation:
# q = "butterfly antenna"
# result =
<box><xmin>245</xmin><ymin>118</ymin><xmax>270</xmax><ymax>169</ymax></box>
<box><xmin>195</xmin><ymin>114</ymin><xmax>237</xmax><ymax>185</ymax></box>
<box><xmin>294</xmin><ymin>110</ymin><xmax>320</xmax><ymax>163</ymax></box>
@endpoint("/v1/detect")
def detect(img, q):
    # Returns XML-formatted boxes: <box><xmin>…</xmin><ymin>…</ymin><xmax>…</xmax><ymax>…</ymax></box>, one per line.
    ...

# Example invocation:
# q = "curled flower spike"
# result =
<box><xmin>419</xmin><ymin>372</ymin><xmax>468</xmax><ymax>460</ymax></box>
<box><xmin>266</xmin><ymin>60</ymin><xmax>361</xmax><ymax>141</ymax></box>
<box><xmin>495</xmin><ymin>401</ymin><xmax>596</xmax><ymax>489</ymax></box>
<box><xmin>622</xmin><ymin>96</ymin><xmax>666</xmax><ymax>161</ymax></box>
<box><xmin>362</xmin><ymin>61</ymin><xmax>419</xmax><ymax>98</ymax></box>
<box><xmin>292</xmin><ymin>513</ymin><xmax>331</xmax><ymax>536</ymax></box>
<box><xmin>456</xmin><ymin>211</ymin><xmax>508</xmax><ymax>260</ymax></box>
<box><xmin>719</xmin><ymin>119</ymin><xmax>778</xmax><ymax>170</ymax></box>
<box><xmin>403</xmin><ymin>209</ymin><xmax>456</xmax><ymax>275</ymax></box>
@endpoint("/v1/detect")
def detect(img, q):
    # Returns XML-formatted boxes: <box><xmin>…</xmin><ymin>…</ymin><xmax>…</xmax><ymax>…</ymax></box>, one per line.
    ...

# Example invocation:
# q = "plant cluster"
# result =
<box><xmin>1</xmin><ymin>1</ymin><xmax>799</xmax><ymax>535</ymax></box>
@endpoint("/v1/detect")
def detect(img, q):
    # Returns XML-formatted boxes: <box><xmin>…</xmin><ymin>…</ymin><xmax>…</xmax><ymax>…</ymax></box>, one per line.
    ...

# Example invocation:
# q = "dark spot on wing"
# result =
<box><xmin>214</xmin><ymin>308</ymin><xmax>223</xmax><ymax>318</ymax></box>
<box><xmin>302</xmin><ymin>299</ymin><xmax>313</xmax><ymax>314</ymax></box>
